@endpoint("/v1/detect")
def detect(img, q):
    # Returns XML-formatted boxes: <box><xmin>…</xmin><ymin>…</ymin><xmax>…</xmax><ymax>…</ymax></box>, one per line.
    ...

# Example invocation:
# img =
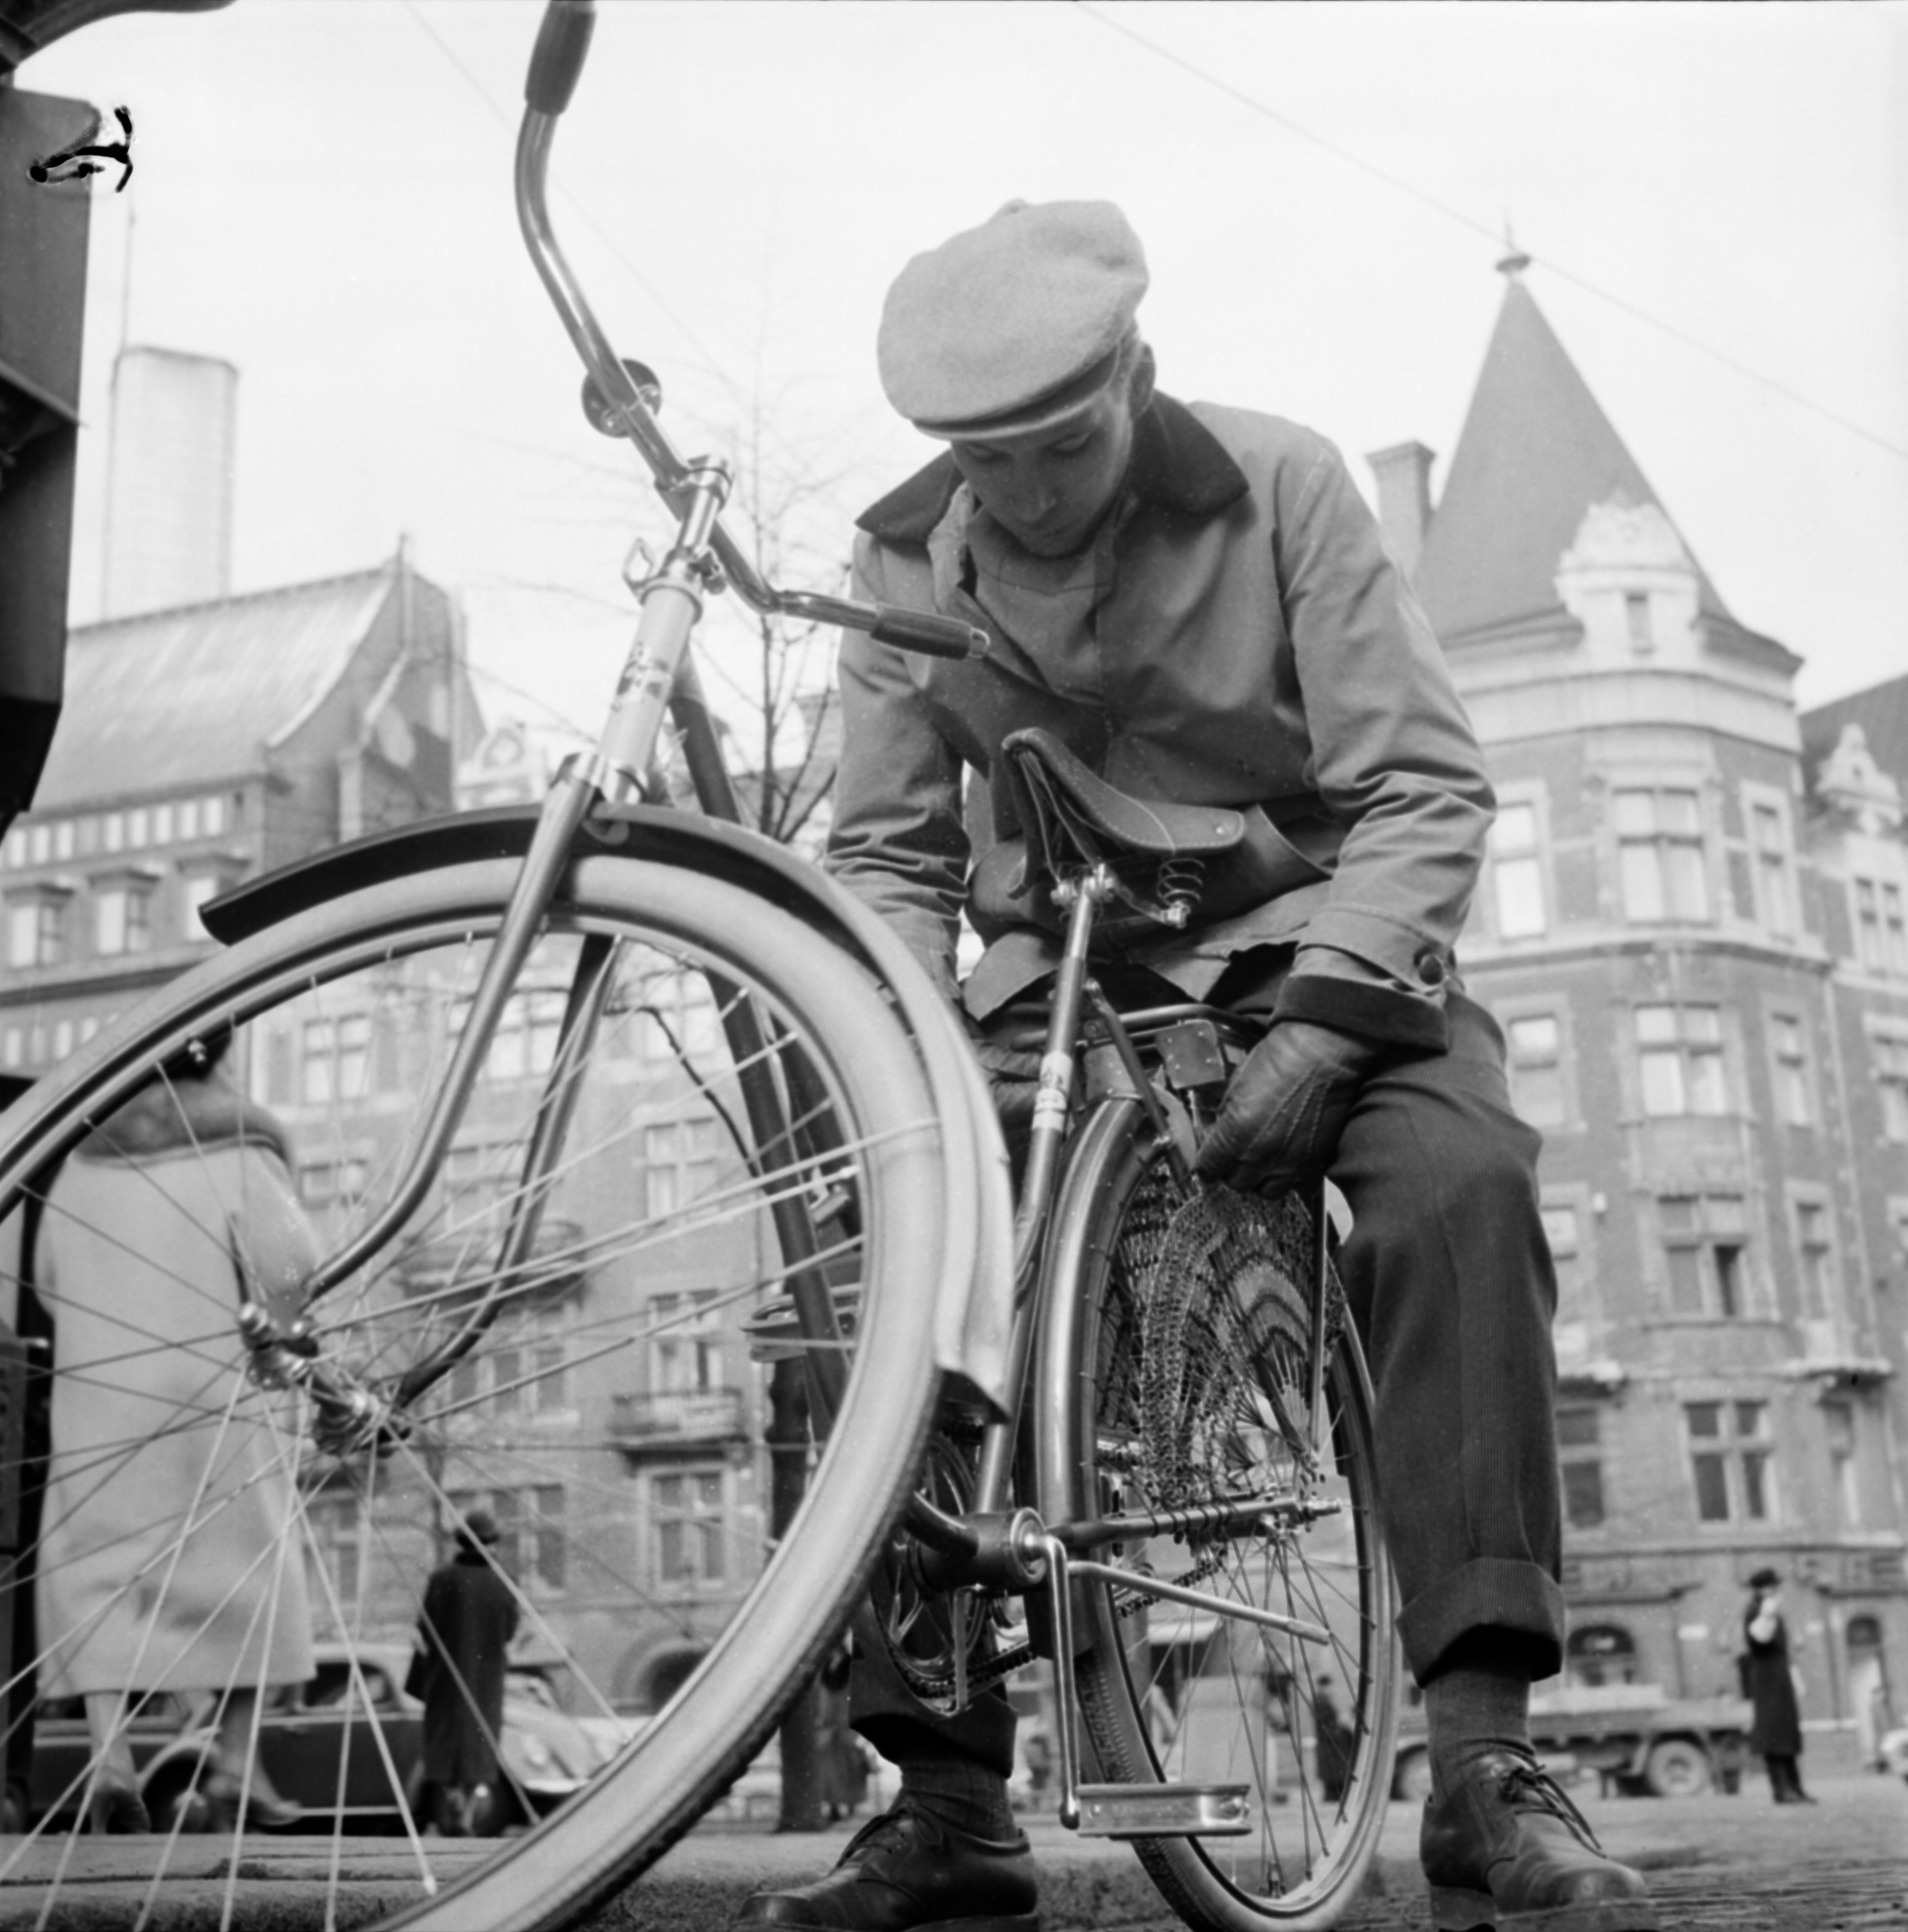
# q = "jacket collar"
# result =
<box><xmin>856</xmin><ymin>392</ymin><xmax>1249</xmax><ymax>546</ymax></box>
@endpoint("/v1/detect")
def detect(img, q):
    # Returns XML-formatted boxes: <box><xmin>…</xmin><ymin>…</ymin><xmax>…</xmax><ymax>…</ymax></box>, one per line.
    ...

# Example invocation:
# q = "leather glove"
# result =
<box><xmin>962</xmin><ymin>1014</ymin><xmax>1045</xmax><ymax>1128</ymax></box>
<box><xmin>1195</xmin><ymin>1019</ymin><xmax>1380</xmax><ymax>1194</ymax></box>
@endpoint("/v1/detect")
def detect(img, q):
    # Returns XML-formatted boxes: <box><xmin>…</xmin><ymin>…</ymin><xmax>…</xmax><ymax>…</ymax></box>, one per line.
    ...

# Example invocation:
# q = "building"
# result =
<box><xmin>1371</xmin><ymin>262</ymin><xmax>1907</xmax><ymax>1766</ymax></box>
<box><xmin>0</xmin><ymin>550</ymin><xmax>475</xmax><ymax>1076</ymax></box>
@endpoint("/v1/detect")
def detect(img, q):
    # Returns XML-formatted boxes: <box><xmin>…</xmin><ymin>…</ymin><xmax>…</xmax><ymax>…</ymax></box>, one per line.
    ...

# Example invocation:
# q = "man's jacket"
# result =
<box><xmin>824</xmin><ymin>394</ymin><xmax>1493</xmax><ymax>1053</ymax></box>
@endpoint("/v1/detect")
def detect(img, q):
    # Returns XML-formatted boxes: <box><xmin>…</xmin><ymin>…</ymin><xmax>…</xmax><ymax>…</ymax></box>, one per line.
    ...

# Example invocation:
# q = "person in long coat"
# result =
<box><xmin>32</xmin><ymin>1033</ymin><xmax>316</xmax><ymax>1829</ymax></box>
<box><xmin>1742</xmin><ymin>1566</ymin><xmax>1813</xmax><ymax>1804</ymax></box>
<box><xmin>414</xmin><ymin>1508</ymin><xmax>519</xmax><ymax>1836</ymax></box>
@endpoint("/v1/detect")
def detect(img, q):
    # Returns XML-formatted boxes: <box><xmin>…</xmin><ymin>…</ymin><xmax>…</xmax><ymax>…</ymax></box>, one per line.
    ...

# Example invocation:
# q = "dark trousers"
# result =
<box><xmin>850</xmin><ymin>986</ymin><xmax>1566</xmax><ymax>1775</ymax></box>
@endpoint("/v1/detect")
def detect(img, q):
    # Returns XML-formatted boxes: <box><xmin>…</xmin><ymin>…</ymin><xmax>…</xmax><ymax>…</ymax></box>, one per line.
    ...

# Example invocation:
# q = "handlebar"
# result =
<box><xmin>516</xmin><ymin>0</ymin><xmax>988</xmax><ymax>664</ymax></box>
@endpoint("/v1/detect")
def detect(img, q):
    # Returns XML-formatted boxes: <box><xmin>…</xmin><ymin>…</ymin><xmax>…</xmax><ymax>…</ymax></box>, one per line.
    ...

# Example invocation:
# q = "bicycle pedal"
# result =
<box><xmin>1073</xmin><ymin>1781</ymin><xmax>1252</xmax><ymax>1837</ymax></box>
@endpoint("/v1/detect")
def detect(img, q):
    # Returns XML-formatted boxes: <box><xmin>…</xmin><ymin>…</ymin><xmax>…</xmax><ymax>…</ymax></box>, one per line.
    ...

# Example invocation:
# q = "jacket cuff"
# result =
<box><xmin>1273</xmin><ymin>973</ymin><xmax>1449</xmax><ymax>1053</ymax></box>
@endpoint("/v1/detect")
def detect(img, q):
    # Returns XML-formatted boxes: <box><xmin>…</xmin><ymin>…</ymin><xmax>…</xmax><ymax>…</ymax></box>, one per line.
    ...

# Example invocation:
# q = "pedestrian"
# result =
<box><xmin>31</xmin><ymin>1031</ymin><xmax>312</xmax><ymax>1832</ymax></box>
<box><xmin>413</xmin><ymin>1507</ymin><xmax>520</xmax><ymax>1836</ymax></box>
<box><xmin>1741</xmin><ymin>1567</ymin><xmax>1814</xmax><ymax>1805</ymax></box>
<box><xmin>736</xmin><ymin>199</ymin><xmax>1658</xmax><ymax>1932</ymax></box>
<box><xmin>1313</xmin><ymin>1674</ymin><xmax>1356</xmax><ymax>1805</ymax></box>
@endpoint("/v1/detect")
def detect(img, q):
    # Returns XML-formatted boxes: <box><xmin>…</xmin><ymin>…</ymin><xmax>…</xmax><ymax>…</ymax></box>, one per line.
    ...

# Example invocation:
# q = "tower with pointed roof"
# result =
<box><xmin>1368</xmin><ymin>267</ymin><xmax>1906</xmax><ymax>1765</ymax></box>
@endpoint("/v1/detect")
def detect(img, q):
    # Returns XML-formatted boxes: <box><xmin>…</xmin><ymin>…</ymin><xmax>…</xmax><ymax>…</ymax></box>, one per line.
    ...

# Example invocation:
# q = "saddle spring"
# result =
<box><xmin>1155</xmin><ymin>854</ymin><xmax>1206</xmax><ymax>929</ymax></box>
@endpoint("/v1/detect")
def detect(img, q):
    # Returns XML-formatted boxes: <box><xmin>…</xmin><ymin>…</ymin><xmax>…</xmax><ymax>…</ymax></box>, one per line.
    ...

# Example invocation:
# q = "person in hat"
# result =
<box><xmin>413</xmin><ymin>1507</ymin><xmax>520</xmax><ymax>1836</ymax></box>
<box><xmin>737</xmin><ymin>200</ymin><xmax>1658</xmax><ymax>1932</ymax></box>
<box><xmin>1741</xmin><ymin>1567</ymin><xmax>1812</xmax><ymax>1804</ymax></box>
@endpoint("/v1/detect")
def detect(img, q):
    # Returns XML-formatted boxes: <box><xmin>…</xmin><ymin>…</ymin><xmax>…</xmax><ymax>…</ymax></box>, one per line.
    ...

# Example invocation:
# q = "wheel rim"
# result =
<box><xmin>1060</xmin><ymin>1129</ymin><xmax>1399</xmax><ymax>1928</ymax></box>
<box><xmin>0</xmin><ymin>861</ymin><xmax>948</xmax><ymax>1929</ymax></box>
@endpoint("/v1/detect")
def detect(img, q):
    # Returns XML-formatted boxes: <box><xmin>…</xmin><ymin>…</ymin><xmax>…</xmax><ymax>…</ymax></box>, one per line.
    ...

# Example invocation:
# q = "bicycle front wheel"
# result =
<box><xmin>0</xmin><ymin>853</ymin><xmax>954</xmax><ymax>1930</ymax></box>
<box><xmin>1035</xmin><ymin>1101</ymin><xmax>1399</xmax><ymax>1932</ymax></box>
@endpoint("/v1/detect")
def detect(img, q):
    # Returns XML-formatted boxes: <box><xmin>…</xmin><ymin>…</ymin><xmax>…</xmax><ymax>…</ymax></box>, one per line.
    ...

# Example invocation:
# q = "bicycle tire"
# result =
<box><xmin>0</xmin><ymin>853</ymin><xmax>955</xmax><ymax>1931</ymax></box>
<box><xmin>1034</xmin><ymin>1099</ymin><xmax>1399</xmax><ymax>1932</ymax></box>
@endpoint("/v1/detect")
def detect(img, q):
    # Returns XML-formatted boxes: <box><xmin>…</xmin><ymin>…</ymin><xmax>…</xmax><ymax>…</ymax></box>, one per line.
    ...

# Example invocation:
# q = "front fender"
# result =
<box><xmin>201</xmin><ymin>803</ymin><xmax>1017</xmax><ymax>1414</ymax></box>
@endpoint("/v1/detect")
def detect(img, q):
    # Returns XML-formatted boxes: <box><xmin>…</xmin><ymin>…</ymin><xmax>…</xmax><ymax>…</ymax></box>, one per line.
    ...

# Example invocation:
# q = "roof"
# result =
<box><xmin>1799</xmin><ymin>672</ymin><xmax>1908</xmax><ymax>792</ymax></box>
<box><xmin>33</xmin><ymin>567</ymin><xmax>397</xmax><ymax>809</ymax></box>
<box><xmin>1414</xmin><ymin>276</ymin><xmax>1737</xmax><ymax>647</ymax></box>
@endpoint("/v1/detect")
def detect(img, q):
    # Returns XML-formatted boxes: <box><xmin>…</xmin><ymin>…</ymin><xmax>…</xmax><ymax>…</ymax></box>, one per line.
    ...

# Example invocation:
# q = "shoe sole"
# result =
<box><xmin>1429</xmin><ymin>1883</ymin><xmax>1663</xmax><ymax>1932</ymax></box>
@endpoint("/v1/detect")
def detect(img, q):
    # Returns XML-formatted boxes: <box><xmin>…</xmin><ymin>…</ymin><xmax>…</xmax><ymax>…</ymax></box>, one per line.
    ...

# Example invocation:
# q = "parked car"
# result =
<box><xmin>27</xmin><ymin>1641</ymin><xmax>616</xmax><ymax>1833</ymax></box>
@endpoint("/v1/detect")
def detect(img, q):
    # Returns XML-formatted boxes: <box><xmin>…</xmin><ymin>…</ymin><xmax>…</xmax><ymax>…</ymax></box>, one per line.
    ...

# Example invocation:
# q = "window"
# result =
<box><xmin>635</xmin><ymin>968</ymin><xmax>721</xmax><ymax>1064</ymax></box>
<box><xmin>1877</xmin><ymin>1032</ymin><xmax>1908</xmax><ymax>1143</ymax></box>
<box><xmin>299</xmin><ymin>1156</ymin><xmax>369</xmax><ymax>1211</ymax></box>
<box><xmin>6</xmin><ymin>893</ymin><xmax>66</xmax><ymax>969</ymax></box>
<box><xmin>2</xmin><ymin>828</ymin><xmax>23</xmax><ymax>867</ymax></box>
<box><xmin>1659</xmin><ymin>1193</ymin><xmax>1749</xmax><ymax>1318</ymax></box>
<box><xmin>1851</xmin><ymin>878</ymin><xmax>1908</xmax><ymax>975</ymax></box>
<box><xmin>652</xmin><ymin>1467</ymin><xmax>727</xmax><ymax>1588</ymax></box>
<box><xmin>182</xmin><ymin>870</ymin><xmax>233</xmax><ymax>940</ymax></box>
<box><xmin>102</xmin><ymin>812</ymin><xmax>125</xmax><ymax>854</ymax></box>
<box><xmin>306</xmin><ymin>1495</ymin><xmax>363</xmax><ymax>1607</ymax></box>
<box><xmin>178</xmin><ymin>798</ymin><xmax>200</xmax><ymax>840</ymax></box>
<box><xmin>1489</xmin><ymin>802</ymin><xmax>1545</xmax><ymax>939</ymax></box>
<box><xmin>1624</xmin><ymin>592</ymin><xmax>1653</xmax><ymax>654</ymax></box>
<box><xmin>644</xmin><ymin>1116</ymin><xmax>722</xmax><ymax>1218</ymax></box>
<box><xmin>650</xmin><ymin>1289</ymin><xmax>722</xmax><ymax>1393</ymax></box>
<box><xmin>455</xmin><ymin>1487</ymin><xmax>566</xmax><ymax>1594</ymax></box>
<box><xmin>1769</xmin><ymin>1014</ymin><xmax>1811</xmax><ymax>1126</ymax></box>
<box><xmin>531</xmin><ymin>1305</ymin><xmax>571</xmax><ymax>1417</ymax></box>
<box><xmin>1506</xmin><ymin>1014</ymin><xmax>1566</xmax><ymax>1127</ymax></box>
<box><xmin>1686</xmin><ymin>1399</ymin><xmax>1774</xmax><ymax>1524</ymax></box>
<box><xmin>452</xmin><ymin>986</ymin><xmax>567</xmax><ymax>1083</ymax></box>
<box><xmin>1556</xmin><ymin>1404</ymin><xmax>1605</xmax><ymax>1529</ymax></box>
<box><xmin>1637</xmin><ymin>1003</ymin><xmax>1728</xmax><ymax>1115</ymax></box>
<box><xmin>529</xmin><ymin>1484</ymin><xmax>566</xmax><ymax>1592</ymax></box>
<box><xmin>1823</xmin><ymin>1399</ymin><xmax>1861</xmax><ymax>1527</ymax></box>
<box><xmin>202</xmin><ymin>794</ymin><xmax>227</xmax><ymax>837</ymax></box>
<box><xmin>1794</xmin><ymin>1199</ymin><xmax>1836</xmax><ymax>1317</ymax></box>
<box><xmin>300</xmin><ymin>1014</ymin><xmax>373</xmax><ymax>1105</ymax></box>
<box><xmin>1750</xmin><ymin>803</ymin><xmax>1795</xmax><ymax>936</ymax></box>
<box><xmin>1541</xmin><ymin>1202</ymin><xmax>1586</xmax><ymax>1326</ymax></box>
<box><xmin>1615</xmin><ymin>788</ymin><xmax>1709</xmax><ymax>923</ymax></box>
<box><xmin>93</xmin><ymin>883</ymin><xmax>153</xmax><ymax>957</ymax></box>
<box><xmin>152</xmin><ymin>802</ymin><xmax>174</xmax><ymax>846</ymax></box>
<box><xmin>1566</xmin><ymin>1624</ymin><xmax>1638</xmax><ymax>1689</ymax></box>
<box><xmin>52</xmin><ymin>820</ymin><xmax>73</xmax><ymax>861</ymax></box>
<box><xmin>127</xmin><ymin>806</ymin><xmax>149</xmax><ymax>849</ymax></box>
<box><xmin>27</xmin><ymin>823</ymin><xmax>50</xmax><ymax>865</ymax></box>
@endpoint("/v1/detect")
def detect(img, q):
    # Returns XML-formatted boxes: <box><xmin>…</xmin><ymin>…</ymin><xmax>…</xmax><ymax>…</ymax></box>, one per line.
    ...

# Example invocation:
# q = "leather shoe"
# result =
<box><xmin>1421</xmin><ymin>1749</ymin><xmax>1661</xmax><ymax>1931</ymax></box>
<box><xmin>733</xmin><ymin>1798</ymin><xmax>1039</xmax><ymax>1930</ymax></box>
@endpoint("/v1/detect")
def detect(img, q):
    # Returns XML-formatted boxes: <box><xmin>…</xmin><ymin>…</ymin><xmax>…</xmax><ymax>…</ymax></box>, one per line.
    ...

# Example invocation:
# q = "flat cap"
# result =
<box><xmin>878</xmin><ymin>200</ymin><xmax>1147</xmax><ymax>440</ymax></box>
<box><xmin>1748</xmin><ymin>1566</ymin><xmax>1782</xmax><ymax>1589</ymax></box>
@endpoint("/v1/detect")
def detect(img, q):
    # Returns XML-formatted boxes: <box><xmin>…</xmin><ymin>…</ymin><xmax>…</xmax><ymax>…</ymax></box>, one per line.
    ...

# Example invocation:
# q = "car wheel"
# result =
<box><xmin>1643</xmin><ymin>1737</ymin><xmax>1712</xmax><ymax>1799</ymax></box>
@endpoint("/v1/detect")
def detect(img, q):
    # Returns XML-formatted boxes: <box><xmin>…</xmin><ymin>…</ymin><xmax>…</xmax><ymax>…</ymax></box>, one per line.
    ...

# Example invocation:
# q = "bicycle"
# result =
<box><xmin>0</xmin><ymin>3</ymin><xmax>1396</xmax><ymax>1927</ymax></box>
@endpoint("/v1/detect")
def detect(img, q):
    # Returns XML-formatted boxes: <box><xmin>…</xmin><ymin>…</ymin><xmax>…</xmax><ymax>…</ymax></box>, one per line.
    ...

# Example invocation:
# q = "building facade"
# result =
<box><xmin>1375</xmin><ymin>267</ymin><xmax>1907</xmax><ymax>1767</ymax></box>
<box><xmin>0</xmin><ymin>551</ymin><xmax>475</xmax><ymax>1076</ymax></box>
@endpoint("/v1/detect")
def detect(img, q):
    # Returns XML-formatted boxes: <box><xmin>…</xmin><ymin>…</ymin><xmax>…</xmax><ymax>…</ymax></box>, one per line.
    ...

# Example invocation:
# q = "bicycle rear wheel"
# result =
<box><xmin>1035</xmin><ymin>1100</ymin><xmax>1398</xmax><ymax>1932</ymax></box>
<box><xmin>0</xmin><ymin>853</ymin><xmax>957</xmax><ymax>1930</ymax></box>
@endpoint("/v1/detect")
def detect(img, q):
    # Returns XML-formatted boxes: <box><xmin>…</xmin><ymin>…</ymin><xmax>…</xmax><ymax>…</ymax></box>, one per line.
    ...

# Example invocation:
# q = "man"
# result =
<box><xmin>1741</xmin><ymin>1567</ymin><xmax>1812</xmax><ymax>1806</ymax></box>
<box><xmin>738</xmin><ymin>201</ymin><xmax>1658</xmax><ymax>1932</ymax></box>
<box><xmin>414</xmin><ymin>1508</ymin><xmax>519</xmax><ymax>1837</ymax></box>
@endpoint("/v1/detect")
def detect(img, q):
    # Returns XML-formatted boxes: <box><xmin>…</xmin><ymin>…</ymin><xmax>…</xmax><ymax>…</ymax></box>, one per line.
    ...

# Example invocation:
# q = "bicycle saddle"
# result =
<box><xmin>998</xmin><ymin>728</ymin><xmax>1246</xmax><ymax>874</ymax></box>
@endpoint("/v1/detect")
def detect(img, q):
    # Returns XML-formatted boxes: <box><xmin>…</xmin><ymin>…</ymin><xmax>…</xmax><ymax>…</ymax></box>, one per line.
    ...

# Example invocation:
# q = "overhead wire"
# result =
<box><xmin>1074</xmin><ymin>1</ymin><xmax>1908</xmax><ymax>467</ymax></box>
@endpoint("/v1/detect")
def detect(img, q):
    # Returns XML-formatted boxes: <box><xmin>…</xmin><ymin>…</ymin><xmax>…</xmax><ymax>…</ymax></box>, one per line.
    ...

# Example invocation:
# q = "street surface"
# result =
<box><xmin>0</xmin><ymin>1770</ymin><xmax>1900</xmax><ymax>1927</ymax></box>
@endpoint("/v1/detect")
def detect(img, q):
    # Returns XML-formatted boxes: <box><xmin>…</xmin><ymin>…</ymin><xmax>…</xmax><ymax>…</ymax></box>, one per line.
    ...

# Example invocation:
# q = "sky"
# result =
<box><xmin>19</xmin><ymin>0</ymin><xmax>1908</xmax><ymax>753</ymax></box>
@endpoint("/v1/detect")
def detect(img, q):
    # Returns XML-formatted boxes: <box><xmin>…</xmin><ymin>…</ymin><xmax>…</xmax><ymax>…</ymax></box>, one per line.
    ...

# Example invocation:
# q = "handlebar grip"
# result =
<box><xmin>867</xmin><ymin>605</ymin><xmax>990</xmax><ymax>661</ymax></box>
<box><xmin>525</xmin><ymin>0</ymin><xmax>596</xmax><ymax>115</ymax></box>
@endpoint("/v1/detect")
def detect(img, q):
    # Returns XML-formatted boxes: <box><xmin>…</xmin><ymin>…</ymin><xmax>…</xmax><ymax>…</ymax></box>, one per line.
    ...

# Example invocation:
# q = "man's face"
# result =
<box><xmin>949</xmin><ymin>381</ymin><xmax>1138</xmax><ymax>559</ymax></box>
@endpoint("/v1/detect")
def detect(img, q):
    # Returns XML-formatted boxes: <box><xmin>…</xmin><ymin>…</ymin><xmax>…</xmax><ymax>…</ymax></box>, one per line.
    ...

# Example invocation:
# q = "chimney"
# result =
<box><xmin>100</xmin><ymin>346</ymin><xmax>237</xmax><ymax>617</ymax></box>
<box><xmin>1366</xmin><ymin>440</ymin><xmax>1436</xmax><ymax>582</ymax></box>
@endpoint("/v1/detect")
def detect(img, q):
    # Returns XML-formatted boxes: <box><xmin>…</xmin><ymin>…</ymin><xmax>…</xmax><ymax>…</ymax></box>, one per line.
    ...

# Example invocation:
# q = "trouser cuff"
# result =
<box><xmin>1397</xmin><ymin>1557</ymin><xmax>1566</xmax><ymax>1684</ymax></box>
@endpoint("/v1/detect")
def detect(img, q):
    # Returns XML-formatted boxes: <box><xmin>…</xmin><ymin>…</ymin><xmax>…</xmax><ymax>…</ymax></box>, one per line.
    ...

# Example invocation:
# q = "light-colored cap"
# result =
<box><xmin>877</xmin><ymin>199</ymin><xmax>1148</xmax><ymax>440</ymax></box>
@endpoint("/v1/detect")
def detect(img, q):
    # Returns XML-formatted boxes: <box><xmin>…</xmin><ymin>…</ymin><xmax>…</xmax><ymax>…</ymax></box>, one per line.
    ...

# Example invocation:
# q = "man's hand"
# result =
<box><xmin>1195</xmin><ymin>1020</ymin><xmax>1380</xmax><ymax>1193</ymax></box>
<box><xmin>963</xmin><ymin>1015</ymin><xmax>1045</xmax><ymax>1127</ymax></box>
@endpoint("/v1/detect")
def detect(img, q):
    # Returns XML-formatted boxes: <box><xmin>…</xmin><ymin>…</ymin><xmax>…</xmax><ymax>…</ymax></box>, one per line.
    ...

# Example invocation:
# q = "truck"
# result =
<box><xmin>1390</xmin><ymin>1682</ymin><xmax>1755</xmax><ymax>1802</ymax></box>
